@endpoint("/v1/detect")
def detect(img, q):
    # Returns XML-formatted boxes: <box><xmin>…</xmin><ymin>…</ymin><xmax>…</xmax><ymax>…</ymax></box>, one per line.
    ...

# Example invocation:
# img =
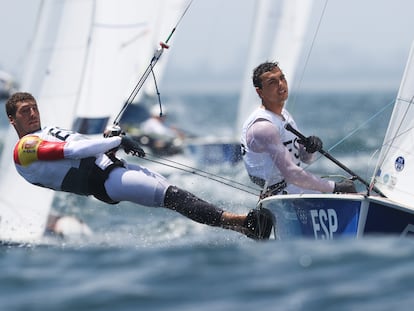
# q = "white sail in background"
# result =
<box><xmin>0</xmin><ymin>0</ymin><xmax>95</xmax><ymax>242</ymax></box>
<box><xmin>236</xmin><ymin>0</ymin><xmax>313</xmax><ymax>132</ymax></box>
<box><xmin>21</xmin><ymin>0</ymin><xmax>95</xmax><ymax>128</ymax></box>
<box><xmin>73</xmin><ymin>0</ymin><xmax>158</xmax><ymax>132</ymax></box>
<box><xmin>73</xmin><ymin>0</ymin><xmax>189</xmax><ymax>133</ymax></box>
<box><xmin>373</xmin><ymin>42</ymin><xmax>414</xmax><ymax>207</ymax></box>
<box><xmin>269</xmin><ymin>0</ymin><xmax>313</xmax><ymax>91</ymax></box>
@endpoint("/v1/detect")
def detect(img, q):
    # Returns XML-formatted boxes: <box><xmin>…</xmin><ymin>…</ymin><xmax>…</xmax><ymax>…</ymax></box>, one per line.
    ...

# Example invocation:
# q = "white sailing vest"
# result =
<box><xmin>14</xmin><ymin>126</ymin><xmax>113</xmax><ymax>193</ymax></box>
<box><xmin>241</xmin><ymin>107</ymin><xmax>300</xmax><ymax>187</ymax></box>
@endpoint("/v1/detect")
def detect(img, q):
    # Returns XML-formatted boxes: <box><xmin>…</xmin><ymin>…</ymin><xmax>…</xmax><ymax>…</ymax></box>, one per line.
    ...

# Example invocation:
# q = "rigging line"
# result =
<box><xmin>143</xmin><ymin>153</ymin><xmax>261</xmax><ymax>193</ymax></box>
<box><xmin>150</xmin><ymin>63</ymin><xmax>164</xmax><ymax>116</ymax></box>
<box><xmin>289</xmin><ymin>0</ymin><xmax>330</xmax><ymax>110</ymax></box>
<box><xmin>375</xmin><ymin>95</ymin><xmax>414</xmax><ymax>168</ymax></box>
<box><xmin>140</xmin><ymin>155</ymin><xmax>260</xmax><ymax>196</ymax></box>
<box><xmin>112</xmin><ymin>0</ymin><xmax>194</xmax><ymax>126</ymax></box>
<box><xmin>164</xmin><ymin>0</ymin><xmax>194</xmax><ymax>44</ymax></box>
<box><xmin>326</xmin><ymin>98</ymin><xmax>395</xmax><ymax>152</ymax></box>
<box><xmin>301</xmin><ymin>99</ymin><xmax>394</xmax><ymax>170</ymax></box>
<box><xmin>141</xmin><ymin>152</ymin><xmax>260</xmax><ymax>193</ymax></box>
<box><xmin>112</xmin><ymin>48</ymin><xmax>165</xmax><ymax>126</ymax></box>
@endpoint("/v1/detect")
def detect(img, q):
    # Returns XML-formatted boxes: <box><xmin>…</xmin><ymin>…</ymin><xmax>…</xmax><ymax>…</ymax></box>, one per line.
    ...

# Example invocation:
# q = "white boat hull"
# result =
<box><xmin>260</xmin><ymin>194</ymin><xmax>414</xmax><ymax>240</ymax></box>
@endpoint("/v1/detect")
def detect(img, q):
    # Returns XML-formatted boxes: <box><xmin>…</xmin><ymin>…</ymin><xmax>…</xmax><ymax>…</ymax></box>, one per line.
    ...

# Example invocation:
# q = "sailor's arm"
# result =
<box><xmin>14</xmin><ymin>135</ymin><xmax>122</xmax><ymax>165</ymax></box>
<box><xmin>247</xmin><ymin>121</ymin><xmax>335</xmax><ymax>193</ymax></box>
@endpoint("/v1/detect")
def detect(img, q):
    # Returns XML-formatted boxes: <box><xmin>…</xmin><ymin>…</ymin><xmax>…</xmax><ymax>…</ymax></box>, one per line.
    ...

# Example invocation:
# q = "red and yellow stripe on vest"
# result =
<box><xmin>14</xmin><ymin>135</ymin><xmax>65</xmax><ymax>166</ymax></box>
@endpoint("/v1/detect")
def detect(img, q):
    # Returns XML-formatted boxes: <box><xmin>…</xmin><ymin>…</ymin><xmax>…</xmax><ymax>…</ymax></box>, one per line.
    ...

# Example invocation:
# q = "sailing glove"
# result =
<box><xmin>333</xmin><ymin>179</ymin><xmax>357</xmax><ymax>193</ymax></box>
<box><xmin>299</xmin><ymin>135</ymin><xmax>323</xmax><ymax>153</ymax></box>
<box><xmin>120</xmin><ymin>135</ymin><xmax>145</xmax><ymax>157</ymax></box>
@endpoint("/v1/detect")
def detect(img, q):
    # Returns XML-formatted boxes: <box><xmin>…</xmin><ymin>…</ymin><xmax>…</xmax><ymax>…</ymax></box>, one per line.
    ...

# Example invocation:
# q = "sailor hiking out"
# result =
<box><xmin>7</xmin><ymin>92</ymin><xmax>274</xmax><ymax>240</ymax></box>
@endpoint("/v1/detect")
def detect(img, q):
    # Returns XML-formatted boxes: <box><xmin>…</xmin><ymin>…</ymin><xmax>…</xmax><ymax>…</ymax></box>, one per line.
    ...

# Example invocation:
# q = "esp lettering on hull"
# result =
<box><xmin>310</xmin><ymin>209</ymin><xmax>338</xmax><ymax>239</ymax></box>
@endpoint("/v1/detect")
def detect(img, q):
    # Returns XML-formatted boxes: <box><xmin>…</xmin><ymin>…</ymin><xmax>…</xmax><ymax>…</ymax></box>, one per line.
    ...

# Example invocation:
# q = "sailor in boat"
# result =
<box><xmin>6</xmin><ymin>92</ymin><xmax>273</xmax><ymax>240</ymax></box>
<box><xmin>138</xmin><ymin>105</ymin><xmax>184</xmax><ymax>156</ymax></box>
<box><xmin>240</xmin><ymin>61</ymin><xmax>357</xmax><ymax>198</ymax></box>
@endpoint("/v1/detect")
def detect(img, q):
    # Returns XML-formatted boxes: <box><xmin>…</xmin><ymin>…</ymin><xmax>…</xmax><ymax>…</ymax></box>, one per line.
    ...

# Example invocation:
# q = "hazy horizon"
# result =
<box><xmin>1</xmin><ymin>0</ymin><xmax>414</xmax><ymax>94</ymax></box>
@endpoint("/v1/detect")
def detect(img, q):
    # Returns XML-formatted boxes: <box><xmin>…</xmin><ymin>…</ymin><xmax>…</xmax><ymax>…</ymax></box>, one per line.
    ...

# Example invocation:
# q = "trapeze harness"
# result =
<box><xmin>241</xmin><ymin>108</ymin><xmax>300</xmax><ymax>198</ymax></box>
<box><xmin>14</xmin><ymin>127</ymin><xmax>124</xmax><ymax>204</ymax></box>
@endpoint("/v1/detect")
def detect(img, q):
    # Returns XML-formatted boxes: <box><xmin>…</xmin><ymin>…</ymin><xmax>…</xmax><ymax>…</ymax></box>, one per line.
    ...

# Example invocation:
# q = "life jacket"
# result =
<box><xmin>240</xmin><ymin>107</ymin><xmax>300</xmax><ymax>188</ymax></box>
<box><xmin>14</xmin><ymin>126</ymin><xmax>123</xmax><ymax>204</ymax></box>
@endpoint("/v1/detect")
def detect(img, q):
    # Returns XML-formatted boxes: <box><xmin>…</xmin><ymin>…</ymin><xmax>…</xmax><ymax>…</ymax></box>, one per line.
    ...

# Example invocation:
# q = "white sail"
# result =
<box><xmin>22</xmin><ymin>0</ymin><xmax>95</xmax><ymax>128</ymax></box>
<box><xmin>236</xmin><ymin>0</ymin><xmax>313</xmax><ymax>132</ymax></box>
<box><xmin>269</xmin><ymin>0</ymin><xmax>313</xmax><ymax>91</ymax></box>
<box><xmin>0</xmin><ymin>0</ymin><xmax>95</xmax><ymax>242</ymax></box>
<box><xmin>73</xmin><ymin>0</ymin><xmax>189</xmax><ymax>133</ymax></box>
<box><xmin>73</xmin><ymin>0</ymin><xmax>159</xmax><ymax>132</ymax></box>
<box><xmin>373</xmin><ymin>42</ymin><xmax>414</xmax><ymax>207</ymax></box>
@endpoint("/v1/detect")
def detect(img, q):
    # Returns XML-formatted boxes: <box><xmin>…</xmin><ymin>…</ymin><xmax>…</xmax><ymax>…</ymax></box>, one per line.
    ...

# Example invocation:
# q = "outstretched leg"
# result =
<box><xmin>163</xmin><ymin>186</ymin><xmax>273</xmax><ymax>240</ymax></box>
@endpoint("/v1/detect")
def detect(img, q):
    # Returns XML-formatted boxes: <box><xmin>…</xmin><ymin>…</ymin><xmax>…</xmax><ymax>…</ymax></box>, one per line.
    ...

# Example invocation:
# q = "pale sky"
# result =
<box><xmin>1</xmin><ymin>0</ymin><xmax>414</xmax><ymax>93</ymax></box>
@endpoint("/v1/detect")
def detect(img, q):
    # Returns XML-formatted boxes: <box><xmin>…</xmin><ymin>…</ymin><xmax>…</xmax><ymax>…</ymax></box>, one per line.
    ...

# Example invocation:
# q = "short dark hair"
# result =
<box><xmin>6</xmin><ymin>92</ymin><xmax>36</xmax><ymax>117</ymax></box>
<box><xmin>252</xmin><ymin>61</ymin><xmax>279</xmax><ymax>89</ymax></box>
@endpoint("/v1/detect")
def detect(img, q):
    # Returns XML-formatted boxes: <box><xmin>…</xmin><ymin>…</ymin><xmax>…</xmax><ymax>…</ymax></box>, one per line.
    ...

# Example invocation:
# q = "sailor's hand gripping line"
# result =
<box><xmin>284</xmin><ymin>123</ymin><xmax>386</xmax><ymax>197</ymax></box>
<box><xmin>108</xmin><ymin>0</ymin><xmax>194</xmax><ymax>138</ymax></box>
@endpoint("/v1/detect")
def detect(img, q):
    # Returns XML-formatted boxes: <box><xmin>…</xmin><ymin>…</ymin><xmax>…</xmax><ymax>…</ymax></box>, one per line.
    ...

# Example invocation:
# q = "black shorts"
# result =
<box><xmin>61</xmin><ymin>157</ymin><xmax>124</xmax><ymax>204</ymax></box>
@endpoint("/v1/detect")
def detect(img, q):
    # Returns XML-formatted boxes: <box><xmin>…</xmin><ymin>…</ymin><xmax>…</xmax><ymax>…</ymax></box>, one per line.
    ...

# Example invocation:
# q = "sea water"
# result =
<box><xmin>2</xmin><ymin>91</ymin><xmax>414</xmax><ymax>311</ymax></box>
